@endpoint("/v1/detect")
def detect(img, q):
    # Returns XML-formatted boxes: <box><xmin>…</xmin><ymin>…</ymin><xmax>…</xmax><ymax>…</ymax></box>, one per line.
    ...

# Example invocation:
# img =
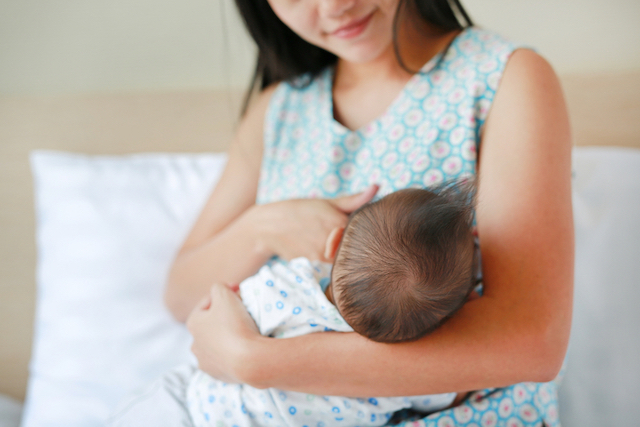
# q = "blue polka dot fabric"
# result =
<box><xmin>240</xmin><ymin>258</ymin><xmax>350</xmax><ymax>339</ymax></box>
<box><xmin>187</xmin><ymin>258</ymin><xmax>457</xmax><ymax>426</ymax></box>
<box><xmin>258</xmin><ymin>27</ymin><xmax>516</xmax><ymax>205</ymax></box>
<box><xmin>252</xmin><ymin>26</ymin><xmax>562</xmax><ymax>427</ymax></box>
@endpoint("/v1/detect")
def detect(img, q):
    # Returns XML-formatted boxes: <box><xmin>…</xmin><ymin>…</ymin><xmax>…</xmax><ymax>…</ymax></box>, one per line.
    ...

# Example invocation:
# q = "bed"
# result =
<box><xmin>0</xmin><ymin>72</ymin><xmax>638</xmax><ymax>426</ymax></box>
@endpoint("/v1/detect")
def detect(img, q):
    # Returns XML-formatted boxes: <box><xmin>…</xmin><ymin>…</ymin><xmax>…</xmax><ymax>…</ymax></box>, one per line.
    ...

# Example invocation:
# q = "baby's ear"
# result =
<box><xmin>324</xmin><ymin>227</ymin><xmax>345</xmax><ymax>261</ymax></box>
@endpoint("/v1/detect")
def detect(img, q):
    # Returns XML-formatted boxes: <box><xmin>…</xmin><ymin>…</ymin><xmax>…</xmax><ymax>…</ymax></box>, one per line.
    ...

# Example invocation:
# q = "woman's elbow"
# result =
<box><xmin>528</xmin><ymin>347</ymin><xmax>565</xmax><ymax>383</ymax></box>
<box><xmin>164</xmin><ymin>287</ymin><xmax>185</xmax><ymax>323</ymax></box>
<box><xmin>526</xmin><ymin>317</ymin><xmax>571</xmax><ymax>383</ymax></box>
<box><xmin>164</xmin><ymin>267</ymin><xmax>190</xmax><ymax>323</ymax></box>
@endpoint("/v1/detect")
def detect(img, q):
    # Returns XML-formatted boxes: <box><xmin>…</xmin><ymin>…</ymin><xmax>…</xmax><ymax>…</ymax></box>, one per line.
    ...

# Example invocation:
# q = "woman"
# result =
<box><xmin>168</xmin><ymin>0</ymin><xmax>573</xmax><ymax>425</ymax></box>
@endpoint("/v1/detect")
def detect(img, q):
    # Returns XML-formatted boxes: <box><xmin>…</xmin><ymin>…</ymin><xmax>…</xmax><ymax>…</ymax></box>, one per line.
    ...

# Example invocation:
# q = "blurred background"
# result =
<box><xmin>1</xmin><ymin>0</ymin><xmax>639</xmax><ymax>96</ymax></box>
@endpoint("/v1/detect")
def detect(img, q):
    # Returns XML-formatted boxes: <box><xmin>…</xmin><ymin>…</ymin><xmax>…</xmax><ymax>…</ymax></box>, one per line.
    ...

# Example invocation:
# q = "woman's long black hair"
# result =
<box><xmin>233</xmin><ymin>0</ymin><xmax>473</xmax><ymax>113</ymax></box>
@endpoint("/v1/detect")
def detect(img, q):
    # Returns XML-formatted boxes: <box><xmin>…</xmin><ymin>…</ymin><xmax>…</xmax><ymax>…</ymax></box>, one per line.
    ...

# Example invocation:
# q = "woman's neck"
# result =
<box><xmin>335</xmin><ymin>45</ymin><xmax>408</xmax><ymax>89</ymax></box>
<box><xmin>332</xmin><ymin>28</ymin><xmax>462</xmax><ymax>131</ymax></box>
<box><xmin>335</xmin><ymin>26</ymin><xmax>461</xmax><ymax>86</ymax></box>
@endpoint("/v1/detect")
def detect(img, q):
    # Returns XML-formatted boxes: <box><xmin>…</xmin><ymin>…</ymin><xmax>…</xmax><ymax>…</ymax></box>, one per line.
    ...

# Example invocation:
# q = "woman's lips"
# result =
<box><xmin>331</xmin><ymin>12</ymin><xmax>374</xmax><ymax>39</ymax></box>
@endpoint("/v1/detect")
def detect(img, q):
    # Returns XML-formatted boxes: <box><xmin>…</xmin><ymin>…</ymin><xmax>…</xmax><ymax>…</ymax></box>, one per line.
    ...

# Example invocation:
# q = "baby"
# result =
<box><xmin>327</xmin><ymin>184</ymin><xmax>477</xmax><ymax>343</ymax></box>
<box><xmin>186</xmin><ymin>184</ymin><xmax>478</xmax><ymax>427</ymax></box>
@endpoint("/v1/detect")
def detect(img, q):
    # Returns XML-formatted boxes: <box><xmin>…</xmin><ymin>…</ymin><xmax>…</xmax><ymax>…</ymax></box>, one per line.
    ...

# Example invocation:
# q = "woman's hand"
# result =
<box><xmin>187</xmin><ymin>283</ymin><xmax>261</xmax><ymax>384</ymax></box>
<box><xmin>253</xmin><ymin>184</ymin><xmax>379</xmax><ymax>261</ymax></box>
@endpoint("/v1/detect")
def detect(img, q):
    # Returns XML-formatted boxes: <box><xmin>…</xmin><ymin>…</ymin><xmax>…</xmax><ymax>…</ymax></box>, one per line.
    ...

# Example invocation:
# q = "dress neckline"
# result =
<box><xmin>326</xmin><ymin>27</ymin><xmax>470</xmax><ymax>135</ymax></box>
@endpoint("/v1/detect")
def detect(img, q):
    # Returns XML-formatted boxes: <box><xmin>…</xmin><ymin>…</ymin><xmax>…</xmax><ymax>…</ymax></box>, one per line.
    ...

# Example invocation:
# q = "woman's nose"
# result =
<box><xmin>319</xmin><ymin>0</ymin><xmax>357</xmax><ymax>18</ymax></box>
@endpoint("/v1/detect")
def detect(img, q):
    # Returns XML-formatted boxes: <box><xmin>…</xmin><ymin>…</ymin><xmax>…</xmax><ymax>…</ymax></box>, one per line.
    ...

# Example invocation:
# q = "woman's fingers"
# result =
<box><xmin>329</xmin><ymin>184</ymin><xmax>379</xmax><ymax>213</ymax></box>
<box><xmin>192</xmin><ymin>291</ymin><xmax>213</xmax><ymax>311</ymax></box>
<box><xmin>187</xmin><ymin>283</ymin><xmax>260</xmax><ymax>383</ymax></box>
<box><xmin>253</xmin><ymin>185</ymin><xmax>378</xmax><ymax>262</ymax></box>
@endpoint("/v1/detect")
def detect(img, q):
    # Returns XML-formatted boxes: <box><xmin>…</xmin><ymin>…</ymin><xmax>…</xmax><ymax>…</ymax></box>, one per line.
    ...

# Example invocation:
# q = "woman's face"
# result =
<box><xmin>267</xmin><ymin>0</ymin><xmax>401</xmax><ymax>64</ymax></box>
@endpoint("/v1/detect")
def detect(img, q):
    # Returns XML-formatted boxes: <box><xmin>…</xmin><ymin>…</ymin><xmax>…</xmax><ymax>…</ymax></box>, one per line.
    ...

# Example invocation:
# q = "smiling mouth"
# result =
<box><xmin>331</xmin><ymin>12</ymin><xmax>374</xmax><ymax>39</ymax></box>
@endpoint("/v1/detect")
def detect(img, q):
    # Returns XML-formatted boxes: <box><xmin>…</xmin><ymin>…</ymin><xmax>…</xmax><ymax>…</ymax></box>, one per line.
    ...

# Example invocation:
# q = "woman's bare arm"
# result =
<box><xmin>189</xmin><ymin>49</ymin><xmax>574</xmax><ymax>395</ymax></box>
<box><xmin>166</xmin><ymin>86</ymin><xmax>380</xmax><ymax>323</ymax></box>
<box><xmin>165</xmin><ymin>86</ymin><xmax>275</xmax><ymax>322</ymax></box>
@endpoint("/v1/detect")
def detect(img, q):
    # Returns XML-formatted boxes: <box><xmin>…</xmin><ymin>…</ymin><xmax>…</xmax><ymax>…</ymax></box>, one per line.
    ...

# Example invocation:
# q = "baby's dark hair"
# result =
<box><xmin>331</xmin><ymin>182</ymin><xmax>477</xmax><ymax>343</ymax></box>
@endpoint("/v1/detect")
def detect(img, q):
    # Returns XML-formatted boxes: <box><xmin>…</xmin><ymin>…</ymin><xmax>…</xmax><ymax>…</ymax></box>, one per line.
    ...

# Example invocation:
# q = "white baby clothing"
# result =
<box><xmin>186</xmin><ymin>257</ymin><xmax>456</xmax><ymax>427</ymax></box>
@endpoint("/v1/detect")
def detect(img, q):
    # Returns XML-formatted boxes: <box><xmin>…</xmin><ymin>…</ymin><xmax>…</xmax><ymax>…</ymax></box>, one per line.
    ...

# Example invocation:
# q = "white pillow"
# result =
<box><xmin>559</xmin><ymin>147</ymin><xmax>640</xmax><ymax>427</ymax></box>
<box><xmin>24</xmin><ymin>151</ymin><xmax>227</xmax><ymax>427</ymax></box>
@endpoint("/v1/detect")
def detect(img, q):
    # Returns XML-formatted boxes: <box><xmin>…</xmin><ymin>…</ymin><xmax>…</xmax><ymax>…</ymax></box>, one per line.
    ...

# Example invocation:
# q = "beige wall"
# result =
<box><xmin>464</xmin><ymin>0</ymin><xmax>640</xmax><ymax>74</ymax></box>
<box><xmin>1</xmin><ymin>0</ymin><xmax>639</xmax><ymax>95</ymax></box>
<box><xmin>0</xmin><ymin>0</ymin><xmax>256</xmax><ymax>95</ymax></box>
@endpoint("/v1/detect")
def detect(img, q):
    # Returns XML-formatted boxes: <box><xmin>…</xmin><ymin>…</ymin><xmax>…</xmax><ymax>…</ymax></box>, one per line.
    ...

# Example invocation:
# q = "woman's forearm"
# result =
<box><xmin>241</xmin><ymin>290</ymin><xmax>568</xmax><ymax>397</ymax></box>
<box><xmin>166</xmin><ymin>206</ymin><xmax>272</xmax><ymax>322</ymax></box>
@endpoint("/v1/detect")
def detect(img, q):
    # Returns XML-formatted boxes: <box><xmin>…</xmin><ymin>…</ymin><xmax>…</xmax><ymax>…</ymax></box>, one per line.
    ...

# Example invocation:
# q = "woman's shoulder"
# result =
<box><xmin>440</xmin><ymin>26</ymin><xmax>528</xmax><ymax>79</ymax></box>
<box><xmin>455</xmin><ymin>27</ymin><xmax>525</xmax><ymax>58</ymax></box>
<box><xmin>491</xmin><ymin>48</ymin><xmax>563</xmax><ymax>116</ymax></box>
<box><xmin>478</xmin><ymin>47</ymin><xmax>568</xmax><ymax>165</ymax></box>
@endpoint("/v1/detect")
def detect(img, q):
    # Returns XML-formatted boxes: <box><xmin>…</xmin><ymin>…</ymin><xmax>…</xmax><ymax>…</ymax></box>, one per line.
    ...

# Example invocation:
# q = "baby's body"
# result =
<box><xmin>187</xmin><ymin>257</ymin><xmax>456</xmax><ymax>427</ymax></box>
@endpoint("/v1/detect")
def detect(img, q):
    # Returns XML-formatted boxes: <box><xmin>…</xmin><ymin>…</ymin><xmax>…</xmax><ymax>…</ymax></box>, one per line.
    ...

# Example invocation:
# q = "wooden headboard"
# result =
<box><xmin>562</xmin><ymin>72</ymin><xmax>640</xmax><ymax>148</ymax></box>
<box><xmin>0</xmin><ymin>71</ymin><xmax>638</xmax><ymax>401</ymax></box>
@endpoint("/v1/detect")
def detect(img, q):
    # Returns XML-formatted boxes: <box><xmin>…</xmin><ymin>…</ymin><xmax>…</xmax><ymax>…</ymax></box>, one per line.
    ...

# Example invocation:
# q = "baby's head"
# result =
<box><xmin>325</xmin><ymin>184</ymin><xmax>477</xmax><ymax>343</ymax></box>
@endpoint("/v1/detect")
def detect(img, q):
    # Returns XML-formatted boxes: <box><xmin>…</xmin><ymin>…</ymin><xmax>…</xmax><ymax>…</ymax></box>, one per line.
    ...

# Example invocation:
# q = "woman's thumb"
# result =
<box><xmin>330</xmin><ymin>184</ymin><xmax>379</xmax><ymax>213</ymax></box>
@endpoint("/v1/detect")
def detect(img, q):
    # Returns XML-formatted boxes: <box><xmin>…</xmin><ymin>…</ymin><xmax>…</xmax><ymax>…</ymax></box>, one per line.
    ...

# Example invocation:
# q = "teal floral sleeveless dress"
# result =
<box><xmin>257</xmin><ymin>27</ymin><xmax>563</xmax><ymax>427</ymax></box>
